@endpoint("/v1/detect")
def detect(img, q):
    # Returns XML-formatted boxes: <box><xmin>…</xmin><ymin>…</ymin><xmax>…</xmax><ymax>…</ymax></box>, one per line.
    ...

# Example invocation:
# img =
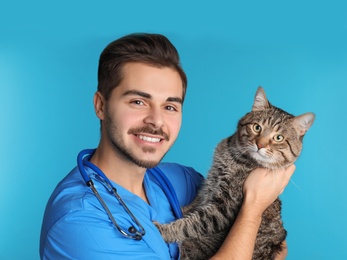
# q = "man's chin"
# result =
<box><xmin>135</xmin><ymin>159</ymin><xmax>161</xmax><ymax>169</ymax></box>
<box><xmin>137</xmin><ymin>148</ymin><xmax>167</xmax><ymax>168</ymax></box>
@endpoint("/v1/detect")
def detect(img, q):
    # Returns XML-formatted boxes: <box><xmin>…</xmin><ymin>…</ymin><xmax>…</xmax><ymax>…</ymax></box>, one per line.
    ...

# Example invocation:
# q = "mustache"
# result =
<box><xmin>128</xmin><ymin>126</ymin><xmax>170</xmax><ymax>141</ymax></box>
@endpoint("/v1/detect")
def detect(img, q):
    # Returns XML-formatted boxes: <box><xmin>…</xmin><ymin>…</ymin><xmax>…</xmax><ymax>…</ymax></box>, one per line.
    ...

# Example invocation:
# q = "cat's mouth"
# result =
<box><xmin>249</xmin><ymin>147</ymin><xmax>274</xmax><ymax>164</ymax></box>
<box><xmin>248</xmin><ymin>148</ymin><xmax>283</xmax><ymax>169</ymax></box>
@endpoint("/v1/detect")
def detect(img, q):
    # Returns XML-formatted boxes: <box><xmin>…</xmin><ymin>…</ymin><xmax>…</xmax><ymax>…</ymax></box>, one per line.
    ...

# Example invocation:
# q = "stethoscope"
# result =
<box><xmin>77</xmin><ymin>149</ymin><xmax>182</xmax><ymax>241</ymax></box>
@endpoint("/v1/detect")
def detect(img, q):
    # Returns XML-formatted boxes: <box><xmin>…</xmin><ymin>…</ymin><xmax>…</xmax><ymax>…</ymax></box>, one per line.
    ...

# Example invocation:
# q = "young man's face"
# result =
<box><xmin>100</xmin><ymin>62</ymin><xmax>183</xmax><ymax>168</ymax></box>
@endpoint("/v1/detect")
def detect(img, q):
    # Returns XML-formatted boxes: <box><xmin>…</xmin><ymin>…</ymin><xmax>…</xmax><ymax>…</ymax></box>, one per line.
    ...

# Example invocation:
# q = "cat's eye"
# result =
<box><xmin>252</xmin><ymin>124</ymin><xmax>262</xmax><ymax>133</ymax></box>
<box><xmin>273</xmin><ymin>135</ymin><xmax>284</xmax><ymax>142</ymax></box>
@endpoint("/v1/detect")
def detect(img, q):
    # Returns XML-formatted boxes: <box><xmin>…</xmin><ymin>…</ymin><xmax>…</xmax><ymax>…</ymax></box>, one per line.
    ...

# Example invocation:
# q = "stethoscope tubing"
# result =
<box><xmin>148</xmin><ymin>167</ymin><xmax>183</xmax><ymax>219</ymax></box>
<box><xmin>77</xmin><ymin>149</ymin><xmax>145</xmax><ymax>240</ymax></box>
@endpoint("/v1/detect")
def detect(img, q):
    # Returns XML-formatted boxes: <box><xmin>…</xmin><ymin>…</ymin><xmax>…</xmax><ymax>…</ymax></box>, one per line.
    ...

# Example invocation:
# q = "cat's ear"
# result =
<box><xmin>252</xmin><ymin>86</ymin><xmax>271</xmax><ymax>111</ymax></box>
<box><xmin>292</xmin><ymin>112</ymin><xmax>316</xmax><ymax>136</ymax></box>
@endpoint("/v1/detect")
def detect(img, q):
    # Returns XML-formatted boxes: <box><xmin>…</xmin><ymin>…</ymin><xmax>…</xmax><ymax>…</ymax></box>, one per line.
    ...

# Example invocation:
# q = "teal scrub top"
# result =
<box><xmin>40</xmin><ymin>161</ymin><xmax>203</xmax><ymax>260</ymax></box>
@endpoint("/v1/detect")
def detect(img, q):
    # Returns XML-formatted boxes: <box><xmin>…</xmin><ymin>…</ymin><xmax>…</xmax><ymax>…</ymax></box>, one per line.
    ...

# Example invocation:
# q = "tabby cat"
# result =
<box><xmin>155</xmin><ymin>87</ymin><xmax>315</xmax><ymax>260</ymax></box>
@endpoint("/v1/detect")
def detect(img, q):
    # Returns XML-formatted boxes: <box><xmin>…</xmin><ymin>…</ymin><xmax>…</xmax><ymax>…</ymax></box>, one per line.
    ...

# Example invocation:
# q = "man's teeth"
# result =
<box><xmin>138</xmin><ymin>135</ymin><xmax>161</xmax><ymax>143</ymax></box>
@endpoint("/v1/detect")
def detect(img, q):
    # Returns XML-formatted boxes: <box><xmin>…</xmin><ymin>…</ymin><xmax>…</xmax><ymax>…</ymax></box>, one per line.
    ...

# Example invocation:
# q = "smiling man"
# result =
<box><xmin>40</xmin><ymin>33</ymin><xmax>294</xmax><ymax>260</ymax></box>
<box><xmin>90</xmin><ymin>62</ymin><xmax>183</xmax><ymax>202</ymax></box>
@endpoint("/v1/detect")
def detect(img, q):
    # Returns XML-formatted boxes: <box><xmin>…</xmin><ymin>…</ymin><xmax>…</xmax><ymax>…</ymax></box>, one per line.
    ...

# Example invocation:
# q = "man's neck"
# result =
<box><xmin>89</xmin><ymin>145</ymin><xmax>148</xmax><ymax>203</ymax></box>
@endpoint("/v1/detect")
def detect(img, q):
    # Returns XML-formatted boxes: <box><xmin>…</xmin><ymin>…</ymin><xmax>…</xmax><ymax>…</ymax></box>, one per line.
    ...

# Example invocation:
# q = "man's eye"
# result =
<box><xmin>132</xmin><ymin>100</ymin><xmax>144</xmax><ymax>106</ymax></box>
<box><xmin>165</xmin><ymin>105</ymin><xmax>177</xmax><ymax>111</ymax></box>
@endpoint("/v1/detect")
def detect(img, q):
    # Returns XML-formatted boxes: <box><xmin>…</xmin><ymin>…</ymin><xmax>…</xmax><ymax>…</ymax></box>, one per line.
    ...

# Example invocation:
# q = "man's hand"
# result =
<box><xmin>243</xmin><ymin>165</ymin><xmax>295</xmax><ymax>214</ymax></box>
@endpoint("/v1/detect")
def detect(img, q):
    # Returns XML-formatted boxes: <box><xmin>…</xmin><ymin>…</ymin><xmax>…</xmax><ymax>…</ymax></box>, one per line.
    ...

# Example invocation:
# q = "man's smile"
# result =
<box><xmin>137</xmin><ymin>134</ymin><xmax>162</xmax><ymax>143</ymax></box>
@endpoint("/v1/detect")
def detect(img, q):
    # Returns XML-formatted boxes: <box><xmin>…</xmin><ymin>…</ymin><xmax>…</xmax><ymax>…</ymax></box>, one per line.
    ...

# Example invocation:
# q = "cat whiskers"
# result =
<box><xmin>289</xmin><ymin>178</ymin><xmax>302</xmax><ymax>191</ymax></box>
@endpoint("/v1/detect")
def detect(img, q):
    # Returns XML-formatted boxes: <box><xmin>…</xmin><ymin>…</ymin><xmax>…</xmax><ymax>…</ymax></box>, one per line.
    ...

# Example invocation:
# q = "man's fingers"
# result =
<box><xmin>286</xmin><ymin>164</ymin><xmax>296</xmax><ymax>177</ymax></box>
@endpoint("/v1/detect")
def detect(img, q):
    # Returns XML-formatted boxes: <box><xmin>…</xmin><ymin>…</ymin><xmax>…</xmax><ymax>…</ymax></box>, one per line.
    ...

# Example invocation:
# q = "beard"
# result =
<box><xmin>104</xmin><ymin>109</ymin><xmax>170</xmax><ymax>169</ymax></box>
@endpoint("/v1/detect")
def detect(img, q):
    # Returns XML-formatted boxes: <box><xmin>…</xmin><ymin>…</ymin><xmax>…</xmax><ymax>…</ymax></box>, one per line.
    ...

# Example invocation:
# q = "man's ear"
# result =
<box><xmin>94</xmin><ymin>91</ymin><xmax>106</xmax><ymax>120</ymax></box>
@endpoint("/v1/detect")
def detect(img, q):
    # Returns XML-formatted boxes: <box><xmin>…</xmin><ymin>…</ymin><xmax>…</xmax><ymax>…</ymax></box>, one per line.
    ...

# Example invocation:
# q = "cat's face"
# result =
<box><xmin>238</xmin><ymin>109</ymin><xmax>302</xmax><ymax>169</ymax></box>
<box><xmin>236</xmin><ymin>87</ymin><xmax>315</xmax><ymax>169</ymax></box>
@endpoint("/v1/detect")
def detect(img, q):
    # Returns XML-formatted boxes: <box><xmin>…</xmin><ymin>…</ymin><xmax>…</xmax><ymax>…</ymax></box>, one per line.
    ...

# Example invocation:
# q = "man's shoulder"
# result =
<box><xmin>156</xmin><ymin>162</ymin><xmax>202</xmax><ymax>182</ymax></box>
<box><xmin>154</xmin><ymin>162</ymin><xmax>204</xmax><ymax>206</ymax></box>
<box><xmin>50</xmin><ymin>166</ymin><xmax>87</xmax><ymax>202</ymax></box>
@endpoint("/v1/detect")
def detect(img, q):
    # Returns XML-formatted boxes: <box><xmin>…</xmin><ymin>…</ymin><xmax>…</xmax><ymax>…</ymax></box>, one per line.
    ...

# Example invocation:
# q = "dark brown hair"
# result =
<box><xmin>97</xmin><ymin>33</ymin><xmax>188</xmax><ymax>102</ymax></box>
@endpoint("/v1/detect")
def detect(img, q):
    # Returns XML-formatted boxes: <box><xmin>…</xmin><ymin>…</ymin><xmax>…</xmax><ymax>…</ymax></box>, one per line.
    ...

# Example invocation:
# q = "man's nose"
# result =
<box><xmin>143</xmin><ymin>107</ymin><xmax>164</xmax><ymax>129</ymax></box>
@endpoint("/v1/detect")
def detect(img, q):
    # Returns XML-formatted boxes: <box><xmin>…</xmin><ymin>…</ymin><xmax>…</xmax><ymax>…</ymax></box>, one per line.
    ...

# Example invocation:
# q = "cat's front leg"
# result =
<box><xmin>182</xmin><ymin>195</ymin><xmax>202</xmax><ymax>215</ymax></box>
<box><xmin>154</xmin><ymin>204</ymin><xmax>232</xmax><ymax>243</ymax></box>
<box><xmin>153</xmin><ymin>216</ymin><xmax>199</xmax><ymax>243</ymax></box>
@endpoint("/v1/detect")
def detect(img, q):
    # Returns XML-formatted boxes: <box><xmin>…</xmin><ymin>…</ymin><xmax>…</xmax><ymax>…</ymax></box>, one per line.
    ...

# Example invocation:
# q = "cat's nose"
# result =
<box><xmin>257</xmin><ymin>142</ymin><xmax>265</xmax><ymax>149</ymax></box>
<box><xmin>256</xmin><ymin>137</ymin><xmax>268</xmax><ymax>150</ymax></box>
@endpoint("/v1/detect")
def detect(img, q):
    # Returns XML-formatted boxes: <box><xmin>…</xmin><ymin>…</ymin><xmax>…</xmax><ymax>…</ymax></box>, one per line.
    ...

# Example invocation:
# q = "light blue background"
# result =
<box><xmin>1</xmin><ymin>1</ymin><xmax>346</xmax><ymax>259</ymax></box>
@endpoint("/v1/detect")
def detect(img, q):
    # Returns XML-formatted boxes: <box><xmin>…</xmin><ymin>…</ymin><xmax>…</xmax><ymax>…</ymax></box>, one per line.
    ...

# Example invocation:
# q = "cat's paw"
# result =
<box><xmin>152</xmin><ymin>221</ymin><xmax>176</xmax><ymax>242</ymax></box>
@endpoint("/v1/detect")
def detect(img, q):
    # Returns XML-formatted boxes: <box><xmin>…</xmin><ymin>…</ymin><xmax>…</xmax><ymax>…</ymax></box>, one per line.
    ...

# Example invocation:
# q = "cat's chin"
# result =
<box><xmin>249</xmin><ymin>151</ymin><xmax>278</xmax><ymax>169</ymax></box>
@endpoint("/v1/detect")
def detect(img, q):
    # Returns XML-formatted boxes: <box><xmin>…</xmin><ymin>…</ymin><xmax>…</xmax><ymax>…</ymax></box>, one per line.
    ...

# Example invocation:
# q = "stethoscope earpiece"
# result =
<box><xmin>135</xmin><ymin>234</ymin><xmax>142</xmax><ymax>241</ymax></box>
<box><xmin>128</xmin><ymin>226</ymin><xmax>143</xmax><ymax>240</ymax></box>
<box><xmin>128</xmin><ymin>226</ymin><xmax>137</xmax><ymax>234</ymax></box>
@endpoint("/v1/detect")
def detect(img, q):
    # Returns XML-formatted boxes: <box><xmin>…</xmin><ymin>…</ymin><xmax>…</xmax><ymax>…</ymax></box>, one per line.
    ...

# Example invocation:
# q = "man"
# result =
<box><xmin>40</xmin><ymin>33</ymin><xmax>294</xmax><ymax>259</ymax></box>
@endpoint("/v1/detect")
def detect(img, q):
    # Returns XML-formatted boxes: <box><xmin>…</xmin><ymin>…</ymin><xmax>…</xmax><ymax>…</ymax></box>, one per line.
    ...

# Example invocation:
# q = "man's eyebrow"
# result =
<box><xmin>122</xmin><ymin>90</ymin><xmax>151</xmax><ymax>99</ymax></box>
<box><xmin>167</xmin><ymin>97</ymin><xmax>183</xmax><ymax>104</ymax></box>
